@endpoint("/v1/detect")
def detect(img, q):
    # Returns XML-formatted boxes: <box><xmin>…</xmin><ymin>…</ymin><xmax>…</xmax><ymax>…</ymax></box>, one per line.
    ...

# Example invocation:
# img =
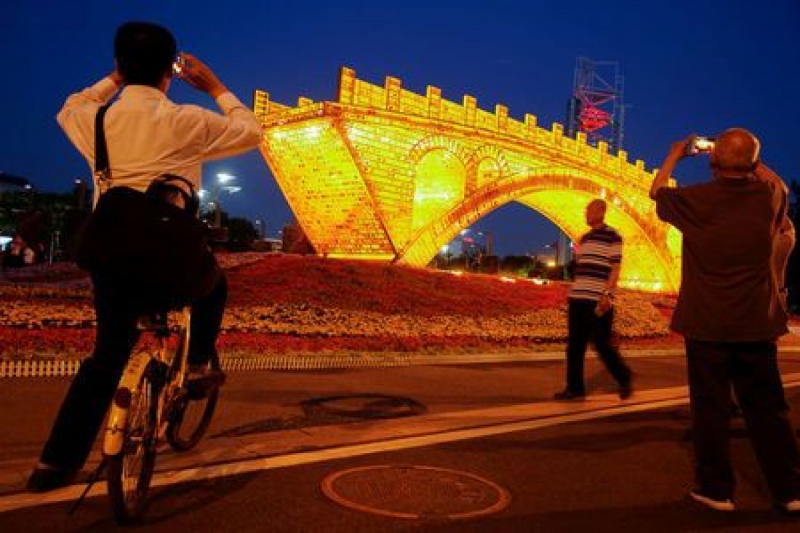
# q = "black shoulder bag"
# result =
<box><xmin>75</xmin><ymin>105</ymin><xmax>220</xmax><ymax>308</ymax></box>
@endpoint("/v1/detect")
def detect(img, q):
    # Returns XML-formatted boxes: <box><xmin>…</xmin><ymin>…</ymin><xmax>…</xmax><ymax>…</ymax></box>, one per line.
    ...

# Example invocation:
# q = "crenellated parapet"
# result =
<box><xmin>253</xmin><ymin>67</ymin><xmax>681</xmax><ymax>293</ymax></box>
<box><xmin>257</xmin><ymin>67</ymin><xmax>655</xmax><ymax>186</ymax></box>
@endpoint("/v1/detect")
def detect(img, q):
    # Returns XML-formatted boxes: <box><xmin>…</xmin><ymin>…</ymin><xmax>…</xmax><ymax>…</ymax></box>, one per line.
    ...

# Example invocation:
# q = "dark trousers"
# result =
<box><xmin>39</xmin><ymin>271</ymin><xmax>227</xmax><ymax>470</ymax></box>
<box><xmin>565</xmin><ymin>298</ymin><xmax>631</xmax><ymax>394</ymax></box>
<box><xmin>686</xmin><ymin>339</ymin><xmax>800</xmax><ymax>502</ymax></box>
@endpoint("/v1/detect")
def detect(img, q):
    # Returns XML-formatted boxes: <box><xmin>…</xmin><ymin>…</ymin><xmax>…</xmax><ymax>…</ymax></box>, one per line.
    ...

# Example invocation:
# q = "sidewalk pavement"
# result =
<box><xmin>2</xmin><ymin>348</ymin><xmax>800</xmax><ymax>532</ymax></box>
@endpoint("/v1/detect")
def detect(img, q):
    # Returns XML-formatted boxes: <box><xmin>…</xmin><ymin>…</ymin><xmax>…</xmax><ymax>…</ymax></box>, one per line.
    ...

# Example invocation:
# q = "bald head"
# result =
<box><xmin>711</xmin><ymin>128</ymin><xmax>760</xmax><ymax>176</ymax></box>
<box><xmin>585</xmin><ymin>199</ymin><xmax>607</xmax><ymax>228</ymax></box>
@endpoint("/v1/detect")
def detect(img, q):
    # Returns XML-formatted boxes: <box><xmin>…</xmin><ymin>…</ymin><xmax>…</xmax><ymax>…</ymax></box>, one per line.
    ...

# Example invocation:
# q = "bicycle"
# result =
<box><xmin>102</xmin><ymin>306</ymin><xmax>224</xmax><ymax>524</ymax></box>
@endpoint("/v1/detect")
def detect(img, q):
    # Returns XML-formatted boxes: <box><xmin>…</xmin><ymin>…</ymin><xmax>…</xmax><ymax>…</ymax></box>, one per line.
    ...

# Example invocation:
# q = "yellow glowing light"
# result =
<box><xmin>255</xmin><ymin>67</ymin><xmax>682</xmax><ymax>293</ymax></box>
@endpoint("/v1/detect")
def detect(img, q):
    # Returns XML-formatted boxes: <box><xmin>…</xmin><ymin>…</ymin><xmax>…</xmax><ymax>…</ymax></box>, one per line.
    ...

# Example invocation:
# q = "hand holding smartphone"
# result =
<box><xmin>686</xmin><ymin>136</ymin><xmax>715</xmax><ymax>156</ymax></box>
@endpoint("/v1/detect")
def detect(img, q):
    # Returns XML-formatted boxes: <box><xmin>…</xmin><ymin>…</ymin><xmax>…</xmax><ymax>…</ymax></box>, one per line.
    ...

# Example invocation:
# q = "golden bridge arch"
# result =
<box><xmin>254</xmin><ymin>67</ymin><xmax>681</xmax><ymax>293</ymax></box>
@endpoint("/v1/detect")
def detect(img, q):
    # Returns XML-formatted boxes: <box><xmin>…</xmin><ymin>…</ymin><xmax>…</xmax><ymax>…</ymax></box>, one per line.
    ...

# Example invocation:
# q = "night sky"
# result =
<box><xmin>2</xmin><ymin>0</ymin><xmax>799</xmax><ymax>256</ymax></box>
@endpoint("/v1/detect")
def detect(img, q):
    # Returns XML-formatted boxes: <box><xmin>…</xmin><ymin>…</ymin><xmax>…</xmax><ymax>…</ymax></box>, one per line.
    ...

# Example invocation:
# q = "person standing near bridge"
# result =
<box><xmin>553</xmin><ymin>198</ymin><xmax>633</xmax><ymax>401</ymax></box>
<box><xmin>650</xmin><ymin>128</ymin><xmax>800</xmax><ymax>514</ymax></box>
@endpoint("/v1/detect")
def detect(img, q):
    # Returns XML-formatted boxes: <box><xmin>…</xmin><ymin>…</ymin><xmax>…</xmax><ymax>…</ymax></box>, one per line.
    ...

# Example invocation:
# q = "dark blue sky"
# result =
<box><xmin>2</xmin><ymin>0</ymin><xmax>799</xmax><ymax>256</ymax></box>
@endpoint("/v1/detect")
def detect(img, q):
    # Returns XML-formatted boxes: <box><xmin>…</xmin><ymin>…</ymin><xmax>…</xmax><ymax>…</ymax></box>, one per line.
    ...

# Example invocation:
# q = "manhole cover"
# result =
<box><xmin>321</xmin><ymin>464</ymin><xmax>511</xmax><ymax>520</ymax></box>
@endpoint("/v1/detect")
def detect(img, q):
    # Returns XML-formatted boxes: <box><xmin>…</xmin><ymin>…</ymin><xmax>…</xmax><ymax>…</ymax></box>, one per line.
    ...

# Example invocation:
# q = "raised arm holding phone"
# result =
<box><xmin>650</xmin><ymin>128</ymin><xmax>800</xmax><ymax>514</ymax></box>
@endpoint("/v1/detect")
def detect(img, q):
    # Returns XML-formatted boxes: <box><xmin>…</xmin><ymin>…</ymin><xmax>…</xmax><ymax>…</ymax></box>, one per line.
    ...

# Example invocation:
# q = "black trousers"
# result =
<box><xmin>686</xmin><ymin>339</ymin><xmax>800</xmax><ymax>502</ymax></box>
<box><xmin>564</xmin><ymin>298</ymin><xmax>631</xmax><ymax>394</ymax></box>
<box><xmin>39</xmin><ymin>270</ymin><xmax>227</xmax><ymax>470</ymax></box>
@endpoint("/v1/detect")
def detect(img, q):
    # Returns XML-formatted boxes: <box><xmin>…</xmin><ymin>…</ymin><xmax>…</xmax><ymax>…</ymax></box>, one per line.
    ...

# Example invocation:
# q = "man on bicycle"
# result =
<box><xmin>27</xmin><ymin>21</ymin><xmax>262</xmax><ymax>492</ymax></box>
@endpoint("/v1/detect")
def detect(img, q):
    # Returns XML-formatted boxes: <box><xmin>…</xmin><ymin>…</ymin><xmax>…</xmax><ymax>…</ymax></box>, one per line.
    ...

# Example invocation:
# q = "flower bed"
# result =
<box><xmin>0</xmin><ymin>253</ymin><xmax>674</xmax><ymax>360</ymax></box>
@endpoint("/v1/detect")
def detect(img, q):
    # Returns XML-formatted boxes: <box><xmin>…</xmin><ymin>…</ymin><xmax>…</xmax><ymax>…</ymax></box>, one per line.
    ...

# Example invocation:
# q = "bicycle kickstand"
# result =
<box><xmin>67</xmin><ymin>457</ymin><xmax>108</xmax><ymax>516</ymax></box>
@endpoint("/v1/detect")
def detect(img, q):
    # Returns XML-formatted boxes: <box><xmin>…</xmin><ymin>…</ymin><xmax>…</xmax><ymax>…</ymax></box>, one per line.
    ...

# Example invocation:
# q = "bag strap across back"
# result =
<box><xmin>93</xmin><ymin>103</ymin><xmax>197</xmax><ymax>215</ymax></box>
<box><xmin>94</xmin><ymin>104</ymin><xmax>112</xmax><ymax>194</ymax></box>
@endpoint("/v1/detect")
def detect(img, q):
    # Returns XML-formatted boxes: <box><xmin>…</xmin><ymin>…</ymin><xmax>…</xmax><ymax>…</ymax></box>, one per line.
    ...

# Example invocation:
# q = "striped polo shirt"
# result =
<box><xmin>569</xmin><ymin>224</ymin><xmax>623</xmax><ymax>302</ymax></box>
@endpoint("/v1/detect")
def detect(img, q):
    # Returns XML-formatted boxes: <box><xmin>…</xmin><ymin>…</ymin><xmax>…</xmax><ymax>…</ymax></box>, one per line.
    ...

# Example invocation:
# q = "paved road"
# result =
<box><xmin>2</xmin><ymin>351</ymin><xmax>800</xmax><ymax>532</ymax></box>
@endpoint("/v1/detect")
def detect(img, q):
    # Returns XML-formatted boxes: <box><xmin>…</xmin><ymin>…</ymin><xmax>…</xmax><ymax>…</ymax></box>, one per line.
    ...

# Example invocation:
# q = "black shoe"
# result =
<box><xmin>618</xmin><ymin>383</ymin><xmax>633</xmax><ymax>400</ymax></box>
<box><xmin>26</xmin><ymin>467</ymin><xmax>78</xmax><ymax>493</ymax></box>
<box><xmin>689</xmin><ymin>489</ymin><xmax>735</xmax><ymax>512</ymax></box>
<box><xmin>553</xmin><ymin>389</ymin><xmax>585</xmax><ymax>401</ymax></box>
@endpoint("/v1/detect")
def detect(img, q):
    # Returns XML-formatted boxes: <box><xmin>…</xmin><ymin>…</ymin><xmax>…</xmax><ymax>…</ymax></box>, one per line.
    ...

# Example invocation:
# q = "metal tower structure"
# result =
<box><xmin>566</xmin><ymin>56</ymin><xmax>625</xmax><ymax>153</ymax></box>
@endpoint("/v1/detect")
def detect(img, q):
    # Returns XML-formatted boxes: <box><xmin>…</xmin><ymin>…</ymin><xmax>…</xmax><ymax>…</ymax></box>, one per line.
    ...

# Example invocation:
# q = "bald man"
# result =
<box><xmin>651</xmin><ymin>128</ymin><xmax>800</xmax><ymax>514</ymax></box>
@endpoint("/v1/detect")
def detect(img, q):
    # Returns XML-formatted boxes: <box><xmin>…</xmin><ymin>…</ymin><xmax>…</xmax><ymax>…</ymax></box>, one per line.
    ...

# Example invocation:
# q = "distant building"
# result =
<box><xmin>557</xmin><ymin>232</ymin><xmax>573</xmax><ymax>266</ymax></box>
<box><xmin>0</xmin><ymin>172</ymin><xmax>33</xmax><ymax>193</ymax></box>
<box><xmin>253</xmin><ymin>238</ymin><xmax>283</xmax><ymax>252</ymax></box>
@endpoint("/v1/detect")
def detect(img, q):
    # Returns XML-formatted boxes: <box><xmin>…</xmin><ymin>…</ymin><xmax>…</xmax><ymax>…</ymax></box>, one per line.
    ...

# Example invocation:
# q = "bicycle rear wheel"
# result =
<box><xmin>107</xmin><ymin>358</ymin><xmax>162</xmax><ymax>524</ymax></box>
<box><xmin>166</xmin><ymin>356</ymin><xmax>221</xmax><ymax>452</ymax></box>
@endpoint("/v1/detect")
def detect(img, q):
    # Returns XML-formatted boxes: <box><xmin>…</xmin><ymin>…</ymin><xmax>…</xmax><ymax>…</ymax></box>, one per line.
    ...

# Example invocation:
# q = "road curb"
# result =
<box><xmin>3</xmin><ymin>346</ymin><xmax>799</xmax><ymax>379</ymax></box>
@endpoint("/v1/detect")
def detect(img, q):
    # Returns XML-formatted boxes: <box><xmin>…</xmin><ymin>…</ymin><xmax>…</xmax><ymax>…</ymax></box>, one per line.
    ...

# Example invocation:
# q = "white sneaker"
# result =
<box><xmin>777</xmin><ymin>499</ymin><xmax>800</xmax><ymax>514</ymax></box>
<box><xmin>690</xmin><ymin>490</ymin><xmax>735</xmax><ymax>512</ymax></box>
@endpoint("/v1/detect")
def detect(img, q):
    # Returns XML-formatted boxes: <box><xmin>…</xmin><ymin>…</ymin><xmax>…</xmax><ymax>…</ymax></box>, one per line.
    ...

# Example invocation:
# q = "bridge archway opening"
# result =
<box><xmin>401</xmin><ymin>170</ymin><xmax>679</xmax><ymax>292</ymax></box>
<box><xmin>494</xmin><ymin>192</ymin><xmax>676</xmax><ymax>292</ymax></box>
<box><xmin>452</xmin><ymin>202</ymin><xmax>564</xmax><ymax>258</ymax></box>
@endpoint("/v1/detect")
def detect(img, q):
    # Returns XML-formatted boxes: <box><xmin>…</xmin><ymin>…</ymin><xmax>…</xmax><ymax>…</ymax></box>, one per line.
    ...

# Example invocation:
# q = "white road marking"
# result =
<box><xmin>2</xmin><ymin>374</ymin><xmax>800</xmax><ymax>514</ymax></box>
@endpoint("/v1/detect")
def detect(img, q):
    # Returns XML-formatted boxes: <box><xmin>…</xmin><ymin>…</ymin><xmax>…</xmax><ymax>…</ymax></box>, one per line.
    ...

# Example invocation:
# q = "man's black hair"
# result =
<box><xmin>114</xmin><ymin>22</ymin><xmax>177</xmax><ymax>87</ymax></box>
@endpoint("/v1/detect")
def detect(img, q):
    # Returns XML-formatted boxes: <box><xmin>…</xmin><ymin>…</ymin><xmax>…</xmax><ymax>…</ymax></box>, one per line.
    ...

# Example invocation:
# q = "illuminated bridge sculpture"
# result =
<box><xmin>254</xmin><ymin>67</ymin><xmax>681</xmax><ymax>293</ymax></box>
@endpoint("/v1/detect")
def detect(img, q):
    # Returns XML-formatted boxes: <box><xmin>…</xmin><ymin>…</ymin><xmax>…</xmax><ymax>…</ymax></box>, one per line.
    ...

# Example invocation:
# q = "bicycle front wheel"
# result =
<box><xmin>107</xmin><ymin>358</ymin><xmax>162</xmax><ymax>524</ymax></box>
<box><xmin>166</xmin><ymin>357</ymin><xmax>221</xmax><ymax>452</ymax></box>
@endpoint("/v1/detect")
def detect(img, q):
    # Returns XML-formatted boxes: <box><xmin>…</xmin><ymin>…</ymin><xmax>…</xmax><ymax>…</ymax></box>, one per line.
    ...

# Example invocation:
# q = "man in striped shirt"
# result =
<box><xmin>554</xmin><ymin>199</ymin><xmax>633</xmax><ymax>401</ymax></box>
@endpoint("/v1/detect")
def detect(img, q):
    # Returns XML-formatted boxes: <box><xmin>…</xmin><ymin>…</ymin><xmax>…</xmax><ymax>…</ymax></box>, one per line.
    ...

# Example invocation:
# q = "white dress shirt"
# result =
<box><xmin>57</xmin><ymin>76</ymin><xmax>263</xmax><ymax>206</ymax></box>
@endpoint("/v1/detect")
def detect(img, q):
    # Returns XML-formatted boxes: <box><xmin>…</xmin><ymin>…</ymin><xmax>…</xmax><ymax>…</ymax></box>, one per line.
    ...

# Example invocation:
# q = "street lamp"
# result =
<box><xmin>460</xmin><ymin>227</ymin><xmax>494</xmax><ymax>270</ymax></box>
<box><xmin>23</xmin><ymin>183</ymin><xmax>34</xmax><ymax>207</ymax></box>
<box><xmin>201</xmin><ymin>173</ymin><xmax>241</xmax><ymax>229</ymax></box>
<box><xmin>216</xmin><ymin>172</ymin><xmax>236</xmax><ymax>186</ymax></box>
<box><xmin>73</xmin><ymin>178</ymin><xmax>88</xmax><ymax>211</ymax></box>
<box><xmin>254</xmin><ymin>219</ymin><xmax>266</xmax><ymax>239</ymax></box>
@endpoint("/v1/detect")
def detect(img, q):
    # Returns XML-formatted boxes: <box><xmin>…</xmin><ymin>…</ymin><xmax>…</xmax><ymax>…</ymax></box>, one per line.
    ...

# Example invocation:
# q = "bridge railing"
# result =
<box><xmin>254</xmin><ymin>67</ymin><xmax>664</xmax><ymax>193</ymax></box>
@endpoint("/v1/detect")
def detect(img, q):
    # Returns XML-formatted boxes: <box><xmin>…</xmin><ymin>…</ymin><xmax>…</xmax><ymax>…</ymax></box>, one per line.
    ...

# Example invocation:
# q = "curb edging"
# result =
<box><xmin>3</xmin><ymin>346</ymin><xmax>798</xmax><ymax>379</ymax></box>
<box><xmin>0</xmin><ymin>349</ymin><xmax>674</xmax><ymax>378</ymax></box>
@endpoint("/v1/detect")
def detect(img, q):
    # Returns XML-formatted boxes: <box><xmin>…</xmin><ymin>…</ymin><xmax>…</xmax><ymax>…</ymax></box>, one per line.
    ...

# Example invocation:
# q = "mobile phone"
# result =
<box><xmin>172</xmin><ymin>54</ymin><xmax>185</xmax><ymax>75</ymax></box>
<box><xmin>687</xmin><ymin>136</ymin><xmax>715</xmax><ymax>156</ymax></box>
